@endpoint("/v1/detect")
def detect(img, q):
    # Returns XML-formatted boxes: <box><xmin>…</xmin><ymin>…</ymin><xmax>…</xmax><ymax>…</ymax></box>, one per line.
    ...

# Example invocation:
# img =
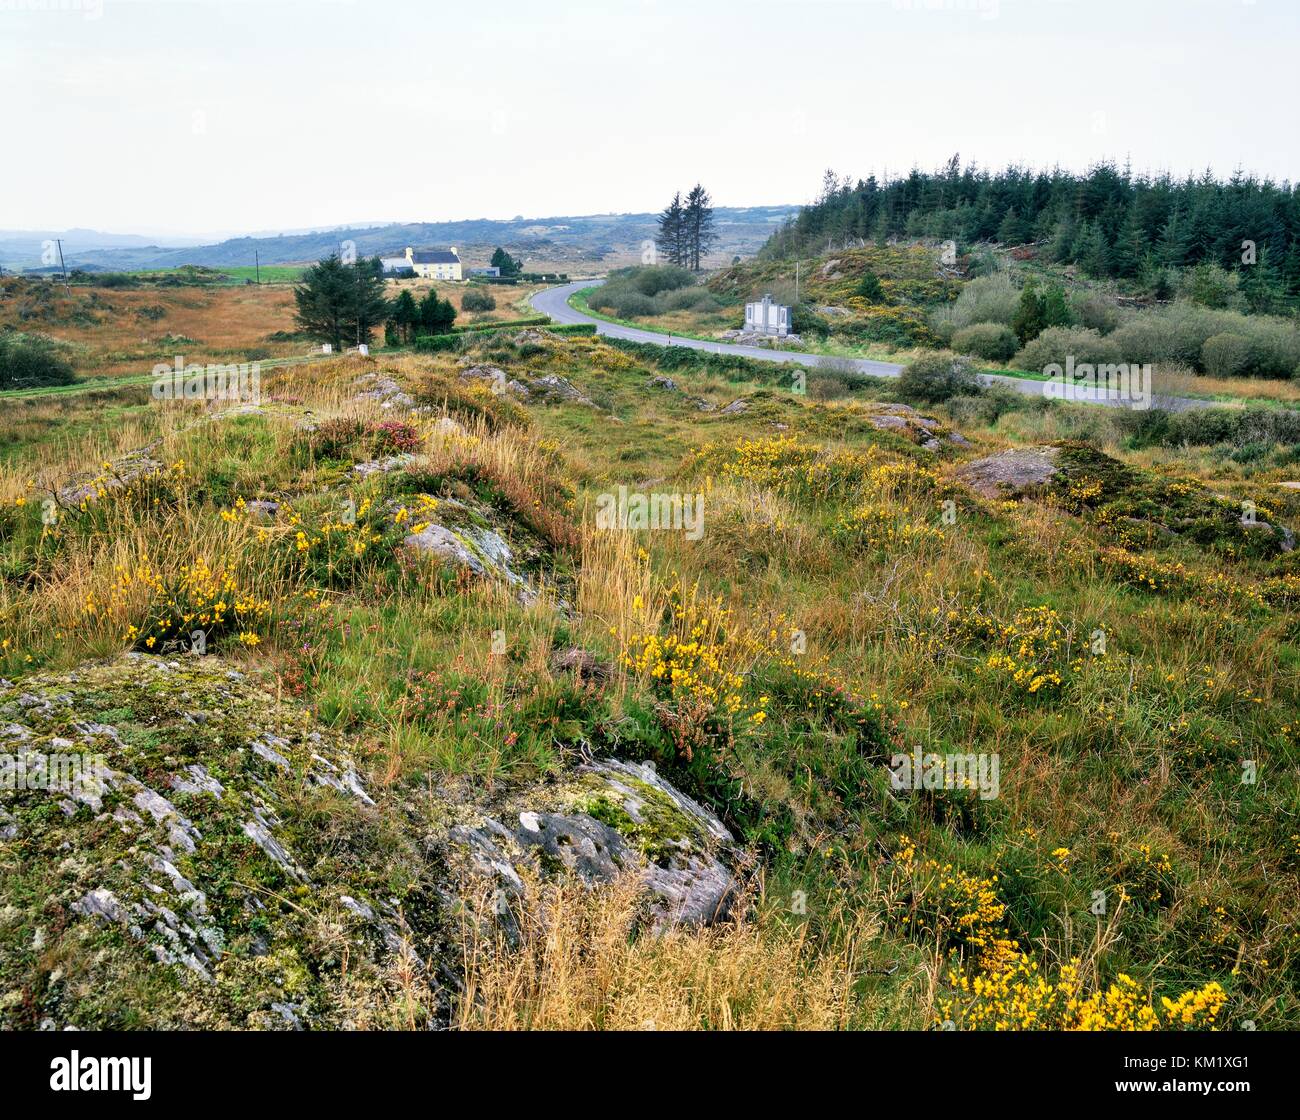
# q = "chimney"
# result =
<box><xmin>450</xmin><ymin>246</ymin><xmax>457</xmax><ymax>256</ymax></box>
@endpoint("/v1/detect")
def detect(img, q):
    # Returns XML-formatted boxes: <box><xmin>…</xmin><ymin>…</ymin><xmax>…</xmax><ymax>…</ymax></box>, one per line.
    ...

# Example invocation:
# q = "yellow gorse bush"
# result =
<box><xmin>898</xmin><ymin>837</ymin><xmax>1228</xmax><ymax>1032</ymax></box>
<box><xmin>940</xmin><ymin>953</ymin><xmax>1226</xmax><ymax>1031</ymax></box>
<box><xmin>621</xmin><ymin>580</ymin><xmax>777</xmax><ymax>743</ymax></box>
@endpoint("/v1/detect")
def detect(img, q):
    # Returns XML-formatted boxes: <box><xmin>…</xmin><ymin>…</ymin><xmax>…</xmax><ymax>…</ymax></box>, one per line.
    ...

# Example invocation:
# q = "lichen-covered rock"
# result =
<box><xmin>527</xmin><ymin>374</ymin><xmax>596</xmax><ymax>407</ymax></box>
<box><xmin>0</xmin><ymin>655</ymin><xmax>741</xmax><ymax>1028</ymax></box>
<box><xmin>353</xmin><ymin>372</ymin><xmax>413</xmax><ymax>410</ymax></box>
<box><xmin>57</xmin><ymin>455</ymin><xmax>164</xmax><ymax>508</ymax></box>
<box><xmin>0</xmin><ymin>655</ymin><xmax>432</xmax><ymax>1029</ymax></box>
<box><xmin>396</xmin><ymin>490</ymin><xmax>560</xmax><ymax>607</ymax></box>
<box><xmin>446</xmin><ymin>759</ymin><xmax>742</xmax><ymax>931</ymax></box>
<box><xmin>956</xmin><ymin>446</ymin><xmax>1062</xmax><ymax>499</ymax></box>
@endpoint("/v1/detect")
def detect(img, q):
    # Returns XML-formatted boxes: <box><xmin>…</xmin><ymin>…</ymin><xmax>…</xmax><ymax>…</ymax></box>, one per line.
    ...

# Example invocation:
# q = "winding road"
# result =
<box><xmin>531</xmin><ymin>279</ymin><xmax>1222</xmax><ymax>413</ymax></box>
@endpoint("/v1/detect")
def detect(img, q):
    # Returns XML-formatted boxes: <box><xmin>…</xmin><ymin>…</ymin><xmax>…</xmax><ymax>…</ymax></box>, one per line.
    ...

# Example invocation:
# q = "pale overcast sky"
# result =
<box><xmin>2</xmin><ymin>0</ymin><xmax>1296</xmax><ymax>237</ymax></box>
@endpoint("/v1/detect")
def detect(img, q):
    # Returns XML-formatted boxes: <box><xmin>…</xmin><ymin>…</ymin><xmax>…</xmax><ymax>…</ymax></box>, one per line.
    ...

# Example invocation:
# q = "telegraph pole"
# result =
<box><xmin>254</xmin><ymin>250</ymin><xmax>260</xmax><ymax>285</ymax></box>
<box><xmin>55</xmin><ymin>239</ymin><xmax>71</xmax><ymax>296</ymax></box>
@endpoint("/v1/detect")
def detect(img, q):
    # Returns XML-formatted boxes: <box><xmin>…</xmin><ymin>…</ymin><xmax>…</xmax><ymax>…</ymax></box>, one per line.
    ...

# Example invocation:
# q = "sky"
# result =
<box><xmin>2</xmin><ymin>0</ymin><xmax>1297</xmax><ymax>238</ymax></box>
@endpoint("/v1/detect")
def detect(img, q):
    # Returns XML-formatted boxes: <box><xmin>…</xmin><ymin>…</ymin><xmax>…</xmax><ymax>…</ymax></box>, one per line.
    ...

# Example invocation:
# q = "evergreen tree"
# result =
<box><xmin>293</xmin><ymin>254</ymin><xmax>389</xmax><ymax>353</ymax></box>
<box><xmin>1157</xmin><ymin>209</ymin><xmax>1193</xmax><ymax>268</ymax></box>
<box><xmin>755</xmin><ymin>158</ymin><xmax>1300</xmax><ymax>284</ymax></box>
<box><xmin>1048</xmin><ymin>218</ymin><xmax>1076</xmax><ymax>264</ymax></box>
<box><xmin>657</xmin><ymin>192</ymin><xmax>686</xmax><ymax>266</ymax></box>
<box><xmin>351</xmin><ymin>257</ymin><xmax>390</xmax><ymax>346</ymax></box>
<box><xmin>996</xmin><ymin>207</ymin><xmax>1032</xmax><ymax>245</ymax></box>
<box><xmin>856</xmin><ymin>271</ymin><xmax>884</xmax><ymax>302</ymax></box>
<box><xmin>489</xmin><ymin>247</ymin><xmax>521</xmax><ymax>276</ymax></box>
<box><xmin>390</xmin><ymin>289</ymin><xmax>420</xmax><ymax>343</ymax></box>
<box><xmin>1110</xmin><ymin>206</ymin><xmax>1147</xmax><ymax>279</ymax></box>
<box><xmin>684</xmin><ymin>183</ymin><xmax>716</xmax><ymax>271</ymax></box>
<box><xmin>1040</xmin><ymin>283</ymin><xmax>1073</xmax><ymax>328</ymax></box>
<box><xmin>418</xmin><ymin>291</ymin><xmax>456</xmax><ymax>336</ymax></box>
<box><xmin>1074</xmin><ymin>221</ymin><xmax>1112</xmax><ymax>278</ymax></box>
<box><xmin>1240</xmin><ymin>248</ymin><xmax>1287</xmax><ymax>314</ymax></box>
<box><xmin>1011</xmin><ymin>282</ymin><xmax>1045</xmax><ymax>345</ymax></box>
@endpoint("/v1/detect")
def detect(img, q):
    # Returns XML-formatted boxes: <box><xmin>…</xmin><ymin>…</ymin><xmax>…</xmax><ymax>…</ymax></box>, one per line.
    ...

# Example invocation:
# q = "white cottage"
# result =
<box><xmin>381</xmin><ymin>247</ymin><xmax>462</xmax><ymax>280</ymax></box>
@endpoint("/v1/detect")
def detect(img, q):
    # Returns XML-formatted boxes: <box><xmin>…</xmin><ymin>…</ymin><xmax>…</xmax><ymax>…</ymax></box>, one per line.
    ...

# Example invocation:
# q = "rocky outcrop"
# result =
<box><xmin>397</xmin><ymin>493</ymin><xmax>553</xmax><ymax>606</ymax></box>
<box><xmin>864</xmin><ymin>403</ymin><xmax>970</xmax><ymax>450</ymax></box>
<box><xmin>459</xmin><ymin>366</ymin><xmax>598</xmax><ymax>408</ymax></box>
<box><xmin>0</xmin><ymin>655</ymin><xmax>745</xmax><ymax>1029</ymax></box>
<box><xmin>448</xmin><ymin>759</ymin><xmax>739</xmax><ymax>931</ymax></box>
<box><xmin>956</xmin><ymin>446</ymin><xmax>1062</xmax><ymax>499</ymax></box>
<box><xmin>353</xmin><ymin>372</ymin><xmax>413</xmax><ymax>410</ymax></box>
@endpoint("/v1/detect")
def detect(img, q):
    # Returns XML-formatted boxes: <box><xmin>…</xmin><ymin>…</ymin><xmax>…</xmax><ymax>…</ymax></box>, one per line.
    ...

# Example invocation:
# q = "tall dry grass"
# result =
<box><xmin>453</xmin><ymin>874</ymin><xmax>877</xmax><ymax>1031</ymax></box>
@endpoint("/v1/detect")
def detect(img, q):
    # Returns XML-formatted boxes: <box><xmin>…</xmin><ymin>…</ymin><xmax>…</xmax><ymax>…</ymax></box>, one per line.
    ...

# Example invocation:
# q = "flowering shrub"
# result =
<box><xmin>832</xmin><ymin>502</ymin><xmax>945</xmax><ymax>554</ymax></box>
<box><xmin>894</xmin><ymin>837</ymin><xmax>1018</xmax><ymax>973</ymax></box>
<box><xmin>940</xmin><ymin>954</ymin><xmax>1226</xmax><ymax>1031</ymax></box>
<box><xmin>897</xmin><ymin>837</ymin><xmax>1227</xmax><ymax>1031</ymax></box>
<box><xmin>621</xmin><ymin>581</ymin><xmax>777</xmax><ymax>759</ymax></box>
<box><xmin>372</xmin><ymin>420</ymin><xmax>421</xmax><ymax>454</ymax></box>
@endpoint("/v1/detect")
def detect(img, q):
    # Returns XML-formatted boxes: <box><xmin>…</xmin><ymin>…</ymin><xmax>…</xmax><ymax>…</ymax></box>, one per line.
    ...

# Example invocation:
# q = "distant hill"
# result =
<box><xmin>0</xmin><ymin>228</ymin><xmax>213</xmax><ymax>269</ymax></box>
<box><xmin>1</xmin><ymin>207</ymin><xmax>799</xmax><ymax>273</ymax></box>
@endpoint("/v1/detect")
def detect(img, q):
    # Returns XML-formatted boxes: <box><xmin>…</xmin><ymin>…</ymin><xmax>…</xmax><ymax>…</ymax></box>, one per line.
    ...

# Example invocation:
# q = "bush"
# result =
<box><xmin>413</xmin><ymin>333</ymin><xmax>463</xmax><ymax>354</ymax></box>
<box><xmin>944</xmin><ymin>273</ymin><xmax>1021</xmax><ymax>329</ymax></box>
<box><xmin>945</xmin><ymin>386</ymin><xmax>1025</xmax><ymax>428</ymax></box>
<box><xmin>952</xmin><ymin>322</ymin><xmax>1018</xmax><ymax>362</ymax></box>
<box><xmin>1107</xmin><ymin>303</ymin><xmax>1300</xmax><ymax>377</ymax></box>
<box><xmin>897</xmin><ymin>354</ymin><xmax>981</xmax><ymax>405</ymax></box>
<box><xmin>1200</xmin><ymin>332</ymin><xmax>1253</xmax><ymax>378</ymax></box>
<box><xmin>588</xmin><ymin>266</ymin><xmax>706</xmax><ymax>319</ymax></box>
<box><xmin>630</xmin><ymin>265</ymin><xmax>696</xmax><ymax>297</ymax></box>
<box><xmin>1013</xmin><ymin>326</ymin><xmax>1121</xmax><ymax>373</ymax></box>
<box><xmin>610</xmin><ymin>291</ymin><xmax>657</xmax><ymax>319</ymax></box>
<box><xmin>1069</xmin><ymin>292</ymin><xmax>1120</xmax><ymax>334</ymax></box>
<box><xmin>662</xmin><ymin>287</ymin><xmax>718</xmax><ymax>312</ymax></box>
<box><xmin>0</xmin><ymin>331</ymin><xmax>77</xmax><ymax>390</ymax></box>
<box><xmin>461</xmin><ymin>288</ymin><xmax>497</xmax><ymax>313</ymax></box>
<box><xmin>1180</xmin><ymin>263</ymin><xmax>1242</xmax><ymax>310</ymax></box>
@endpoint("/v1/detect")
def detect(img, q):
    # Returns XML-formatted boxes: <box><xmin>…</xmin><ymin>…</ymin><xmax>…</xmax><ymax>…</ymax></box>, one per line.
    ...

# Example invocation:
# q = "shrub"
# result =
<box><xmin>952</xmin><ymin>322</ymin><xmax>1018</xmax><ymax>363</ymax></box>
<box><xmin>1200</xmin><ymin>332</ymin><xmax>1253</xmax><ymax>378</ymax></box>
<box><xmin>1180</xmin><ymin>263</ymin><xmax>1242</xmax><ymax>310</ymax></box>
<box><xmin>940</xmin><ymin>273</ymin><xmax>1020</xmax><ymax>330</ymax></box>
<box><xmin>1069</xmin><ymin>292</ymin><xmax>1120</xmax><ymax>334</ymax></box>
<box><xmin>631</xmin><ymin>265</ymin><xmax>696</xmax><ymax>297</ymax></box>
<box><xmin>897</xmin><ymin>354</ymin><xmax>981</xmax><ymax>404</ymax></box>
<box><xmin>372</xmin><ymin>420</ymin><xmax>421</xmax><ymax>454</ymax></box>
<box><xmin>610</xmin><ymin>291</ymin><xmax>657</xmax><ymax>319</ymax></box>
<box><xmin>0</xmin><ymin>331</ymin><xmax>77</xmax><ymax>390</ymax></box>
<box><xmin>662</xmin><ymin>287</ymin><xmax>718</xmax><ymax>312</ymax></box>
<box><xmin>1107</xmin><ymin>304</ymin><xmax>1300</xmax><ymax>377</ymax></box>
<box><xmin>414</xmin><ymin>333</ymin><xmax>463</xmax><ymax>354</ymax></box>
<box><xmin>461</xmin><ymin>288</ymin><xmax>497</xmax><ymax>313</ymax></box>
<box><xmin>1013</xmin><ymin>326</ymin><xmax>1121</xmax><ymax>372</ymax></box>
<box><xmin>945</xmin><ymin>387</ymin><xmax>1024</xmax><ymax>427</ymax></box>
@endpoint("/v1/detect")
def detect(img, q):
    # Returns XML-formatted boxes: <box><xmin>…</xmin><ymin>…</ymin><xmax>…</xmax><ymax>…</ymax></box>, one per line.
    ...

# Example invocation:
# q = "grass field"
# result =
<box><xmin>1</xmin><ymin>315</ymin><xmax>1297</xmax><ymax>1030</ymax></box>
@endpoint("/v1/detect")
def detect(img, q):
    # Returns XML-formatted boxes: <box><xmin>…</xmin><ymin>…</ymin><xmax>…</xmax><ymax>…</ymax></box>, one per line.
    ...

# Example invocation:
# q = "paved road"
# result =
<box><xmin>531</xmin><ymin>279</ymin><xmax>1221</xmax><ymax>413</ymax></box>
